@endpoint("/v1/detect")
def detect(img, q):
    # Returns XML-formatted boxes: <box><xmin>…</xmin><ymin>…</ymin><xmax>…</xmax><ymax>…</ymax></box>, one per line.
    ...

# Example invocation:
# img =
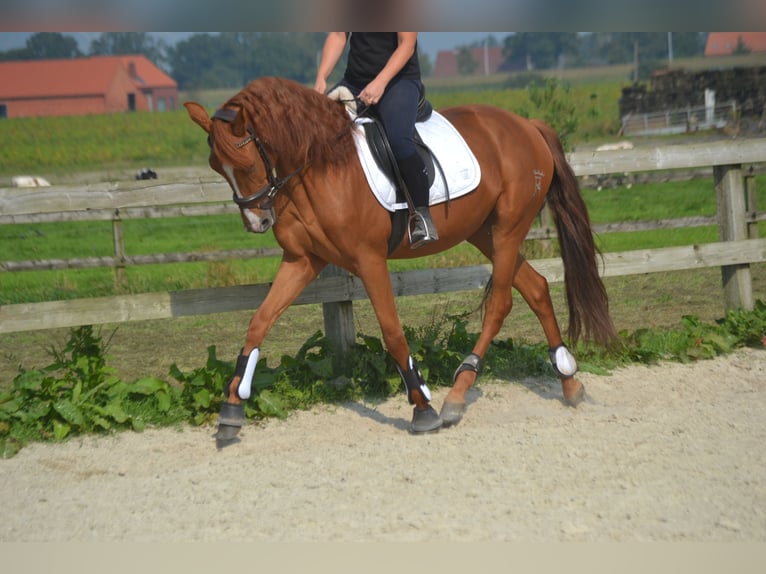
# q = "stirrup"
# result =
<box><xmin>408</xmin><ymin>207</ymin><xmax>439</xmax><ymax>249</ymax></box>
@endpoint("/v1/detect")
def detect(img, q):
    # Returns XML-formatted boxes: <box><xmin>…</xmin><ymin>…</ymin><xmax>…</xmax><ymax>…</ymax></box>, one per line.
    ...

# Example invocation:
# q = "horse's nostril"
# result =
<box><xmin>262</xmin><ymin>219</ymin><xmax>271</xmax><ymax>228</ymax></box>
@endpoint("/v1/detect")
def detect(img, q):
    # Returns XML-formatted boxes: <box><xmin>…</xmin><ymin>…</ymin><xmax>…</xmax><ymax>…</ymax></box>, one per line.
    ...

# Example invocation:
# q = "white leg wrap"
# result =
<box><xmin>550</xmin><ymin>345</ymin><xmax>578</xmax><ymax>377</ymax></box>
<box><xmin>238</xmin><ymin>348</ymin><xmax>260</xmax><ymax>400</ymax></box>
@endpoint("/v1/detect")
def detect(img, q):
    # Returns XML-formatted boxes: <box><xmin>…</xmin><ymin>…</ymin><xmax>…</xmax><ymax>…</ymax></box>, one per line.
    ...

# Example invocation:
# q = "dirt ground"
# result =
<box><xmin>1</xmin><ymin>346</ymin><xmax>764</xmax><ymax>543</ymax></box>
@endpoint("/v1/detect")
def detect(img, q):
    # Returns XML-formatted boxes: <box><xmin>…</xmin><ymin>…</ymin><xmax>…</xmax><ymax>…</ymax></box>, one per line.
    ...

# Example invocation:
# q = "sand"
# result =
<box><xmin>1</xmin><ymin>347</ymin><xmax>764</xmax><ymax>542</ymax></box>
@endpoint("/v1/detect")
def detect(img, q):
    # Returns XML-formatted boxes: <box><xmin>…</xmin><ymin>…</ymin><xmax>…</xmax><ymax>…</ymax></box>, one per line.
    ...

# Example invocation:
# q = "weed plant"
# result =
<box><xmin>2</xmin><ymin>301</ymin><xmax>764</xmax><ymax>458</ymax></box>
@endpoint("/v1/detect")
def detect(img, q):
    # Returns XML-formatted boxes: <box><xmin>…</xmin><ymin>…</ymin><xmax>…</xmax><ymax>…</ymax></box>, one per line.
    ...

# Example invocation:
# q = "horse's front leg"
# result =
<box><xmin>215</xmin><ymin>254</ymin><xmax>326</xmax><ymax>446</ymax></box>
<box><xmin>358</xmin><ymin>260</ymin><xmax>443</xmax><ymax>434</ymax></box>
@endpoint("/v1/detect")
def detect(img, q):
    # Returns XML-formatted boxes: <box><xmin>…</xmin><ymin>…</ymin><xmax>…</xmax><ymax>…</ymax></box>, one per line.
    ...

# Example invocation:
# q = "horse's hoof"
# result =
<box><xmin>564</xmin><ymin>384</ymin><xmax>586</xmax><ymax>407</ymax></box>
<box><xmin>410</xmin><ymin>405</ymin><xmax>443</xmax><ymax>434</ymax></box>
<box><xmin>215</xmin><ymin>402</ymin><xmax>245</xmax><ymax>448</ymax></box>
<box><xmin>215</xmin><ymin>423</ymin><xmax>242</xmax><ymax>449</ymax></box>
<box><xmin>440</xmin><ymin>400</ymin><xmax>467</xmax><ymax>427</ymax></box>
<box><xmin>217</xmin><ymin>402</ymin><xmax>245</xmax><ymax>426</ymax></box>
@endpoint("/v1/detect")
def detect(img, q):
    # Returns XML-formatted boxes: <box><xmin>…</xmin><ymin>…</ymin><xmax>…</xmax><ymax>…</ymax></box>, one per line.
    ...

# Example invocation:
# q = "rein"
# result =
<box><xmin>211</xmin><ymin>108</ymin><xmax>307</xmax><ymax>210</ymax></box>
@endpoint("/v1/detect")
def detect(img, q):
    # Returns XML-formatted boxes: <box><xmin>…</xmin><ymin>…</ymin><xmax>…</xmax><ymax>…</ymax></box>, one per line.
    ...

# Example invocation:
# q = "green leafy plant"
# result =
<box><xmin>716</xmin><ymin>299</ymin><xmax>766</xmax><ymax>347</ymax></box>
<box><xmin>519</xmin><ymin>77</ymin><xmax>580</xmax><ymax>151</ymax></box>
<box><xmin>0</xmin><ymin>326</ymin><xmax>183</xmax><ymax>458</ymax></box>
<box><xmin>3</xmin><ymin>300</ymin><xmax>764</xmax><ymax>458</ymax></box>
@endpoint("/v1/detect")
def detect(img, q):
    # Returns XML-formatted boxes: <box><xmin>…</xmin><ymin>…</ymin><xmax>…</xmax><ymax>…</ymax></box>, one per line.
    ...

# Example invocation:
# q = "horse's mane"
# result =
<box><xmin>210</xmin><ymin>76</ymin><xmax>356</xmax><ymax>172</ymax></box>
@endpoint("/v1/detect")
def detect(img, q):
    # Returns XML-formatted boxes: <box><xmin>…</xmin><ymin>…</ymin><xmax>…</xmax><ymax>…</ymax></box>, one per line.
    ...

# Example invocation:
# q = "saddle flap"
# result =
<box><xmin>362</xmin><ymin>119</ymin><xmax>435</xmax><ymax>203</ymax></box>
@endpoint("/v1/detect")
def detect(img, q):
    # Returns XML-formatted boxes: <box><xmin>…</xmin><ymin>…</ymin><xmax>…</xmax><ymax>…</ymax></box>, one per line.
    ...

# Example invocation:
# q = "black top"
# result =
<box><xmin>343</xmin><ymin>32</ymin><xmax>421</xmax><ymax>86</ymax></box>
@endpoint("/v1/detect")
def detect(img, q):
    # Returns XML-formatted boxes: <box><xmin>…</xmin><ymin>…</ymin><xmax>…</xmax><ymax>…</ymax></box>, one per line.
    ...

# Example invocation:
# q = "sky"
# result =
<box><xmin>0</xmin><ymin>32</ymin><xmax>501</xmax><ymax>61</ymax></box>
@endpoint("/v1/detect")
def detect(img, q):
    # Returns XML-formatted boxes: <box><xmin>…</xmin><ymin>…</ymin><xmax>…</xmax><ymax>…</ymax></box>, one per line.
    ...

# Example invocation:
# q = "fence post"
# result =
<box><xmin>745</xmin><ymin>167</ymin><xmax>759</xmax><ymax>240</ymax></box>
<box><xmin>537</xmin><ymin>205</ymin><xmax>555</xmax><ymax>257</ymax></box>
<box><xmin>320</xmin><ymin>264</ymin><xmax>356</xmax><ymax>371</ymax></box>
<box><xmin>112</xmin><ymin>209</ymin><xmax>127</xmax><ymax>291</ymax></box>
<box><xmin>714</xmin><ymin>164</ymin><xmax>753</xmax><ymax>311</ymax></box>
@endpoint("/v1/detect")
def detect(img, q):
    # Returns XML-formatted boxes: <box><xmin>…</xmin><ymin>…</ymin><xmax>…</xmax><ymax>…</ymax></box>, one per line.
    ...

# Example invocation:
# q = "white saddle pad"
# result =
<box><xmin>351</xmin><ymin>110</ymin><xmax>481</xmax><ymax>212</ymax></box>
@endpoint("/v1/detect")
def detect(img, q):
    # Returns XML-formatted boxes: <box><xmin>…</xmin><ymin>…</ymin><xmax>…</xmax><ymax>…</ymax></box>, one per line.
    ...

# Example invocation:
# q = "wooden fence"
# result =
<box><xmin>2</xmin><ymin>139</ymin><xmax>765</xmax><ymax>350</ymax></box>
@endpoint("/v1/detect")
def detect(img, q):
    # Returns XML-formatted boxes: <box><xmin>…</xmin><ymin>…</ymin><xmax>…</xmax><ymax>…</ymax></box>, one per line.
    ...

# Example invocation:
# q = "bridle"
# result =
<box><xmin>210</xmin><ymin>108</ymin><xmax>307</xmax><ymax>211</ymax></box>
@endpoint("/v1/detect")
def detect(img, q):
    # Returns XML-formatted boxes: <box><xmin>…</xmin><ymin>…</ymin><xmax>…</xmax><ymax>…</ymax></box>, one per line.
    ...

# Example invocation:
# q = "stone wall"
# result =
<box><xmin>619</xmin><ymin>66</ymin><xmax>766</xmax><ymax>119</ymax></box>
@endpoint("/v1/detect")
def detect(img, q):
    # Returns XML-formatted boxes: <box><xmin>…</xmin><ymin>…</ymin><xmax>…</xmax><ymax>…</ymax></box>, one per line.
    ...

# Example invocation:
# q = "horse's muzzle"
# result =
<box><xmin>240</xmin><ymin>207</ymin><xmax>274</xmax><ymax>234</ymax></box>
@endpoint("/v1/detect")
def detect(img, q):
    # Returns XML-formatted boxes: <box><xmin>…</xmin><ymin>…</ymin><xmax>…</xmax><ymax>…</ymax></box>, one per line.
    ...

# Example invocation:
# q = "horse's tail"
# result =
<box><xmin>532</xmin><ymin>119</ymin><xmax>618</xmax><ymax>347</ymax></box>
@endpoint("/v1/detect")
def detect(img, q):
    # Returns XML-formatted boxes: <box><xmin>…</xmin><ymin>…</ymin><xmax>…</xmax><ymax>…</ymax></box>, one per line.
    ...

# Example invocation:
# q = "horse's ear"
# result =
<box><xmin>230</xmin><ymin>108</ymin><xmax>248</xmax><ymax>138</ymax></box>
<box><xmin>184</xmin><ymin>102</ymin><xmax>211</xmax><ymax>134</ymax></box>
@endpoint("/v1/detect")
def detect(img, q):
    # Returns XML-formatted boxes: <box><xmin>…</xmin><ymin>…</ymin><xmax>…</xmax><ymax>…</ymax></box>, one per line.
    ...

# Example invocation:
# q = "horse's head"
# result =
<box><xmin>185</xmin><ymin>101</ymin><xmax>281</xmax><ymax>234</ymax></box>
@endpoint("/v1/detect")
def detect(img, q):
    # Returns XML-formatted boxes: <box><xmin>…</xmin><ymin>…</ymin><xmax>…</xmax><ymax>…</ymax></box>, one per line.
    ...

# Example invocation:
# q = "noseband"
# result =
<box><xmin>211</xmin><ymin>108</ymin><xmax>306</xmax><ymax>210</ymax></box>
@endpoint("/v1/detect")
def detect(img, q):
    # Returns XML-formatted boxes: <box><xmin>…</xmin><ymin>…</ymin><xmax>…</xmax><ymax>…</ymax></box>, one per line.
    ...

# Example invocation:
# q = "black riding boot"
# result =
<box><xmin>398</xmin><ymin>153</ymin><xmax>438</xmax><ymax>249</ymax></box>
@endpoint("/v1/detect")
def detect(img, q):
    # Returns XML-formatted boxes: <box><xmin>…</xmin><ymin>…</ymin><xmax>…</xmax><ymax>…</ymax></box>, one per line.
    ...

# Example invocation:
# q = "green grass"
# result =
<box><xmin>0</xmin><ymin>76</ymin><xmax>627</xmax><ymax>180</ymax></box>
<box><xmin>2</xmin><ymin>176</ymin><xmax>763</xmax><ymax>305</ymax></box>
<box><xmin>1</xmin><ymin>69</ymin><xmax>763</xmax><ymax>305</ymax></box>
<box><xmin>0</xmin><ymin>110</ymin><xmax>208</xmax><ymax>178</ymax></box>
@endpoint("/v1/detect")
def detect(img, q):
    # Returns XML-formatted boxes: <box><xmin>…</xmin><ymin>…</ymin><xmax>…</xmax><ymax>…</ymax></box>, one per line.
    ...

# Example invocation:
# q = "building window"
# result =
<box><xmin>158</xmin><ymin>98</ymin><xmax>166</xmax><ymax>112</ymax></box>
<box><xmin>0</xmin><ymin>104</ymin><xmax>7</xmax><ymax>119</ymax></box>
<box><xmin>128</xmin><ymin>93</ymin><xmax>136</xmax><ymax>111</ymax></box>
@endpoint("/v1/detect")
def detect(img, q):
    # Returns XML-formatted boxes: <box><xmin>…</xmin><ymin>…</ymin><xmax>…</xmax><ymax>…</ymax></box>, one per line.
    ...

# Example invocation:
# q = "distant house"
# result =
<box><xmin>432</xmin><ymin>46</ymin><xmax>505</xmax><ymax>78</ymax></box>
<box><xmin>0</xmin><ymin>55</ymin><xmax>178</xmax><ymax>119</ymax></box>
<box><xmin>705</xmin><ymin>32</ymin><xmax>766</xmax><ymax>56</ymax></box>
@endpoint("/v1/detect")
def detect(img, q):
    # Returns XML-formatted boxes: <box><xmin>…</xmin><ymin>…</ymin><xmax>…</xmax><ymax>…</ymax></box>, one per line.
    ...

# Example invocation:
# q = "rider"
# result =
<box><xmin>314</xmin><ymin>32</ymin><xmax>438</xmax><ymax>249</ymax></box>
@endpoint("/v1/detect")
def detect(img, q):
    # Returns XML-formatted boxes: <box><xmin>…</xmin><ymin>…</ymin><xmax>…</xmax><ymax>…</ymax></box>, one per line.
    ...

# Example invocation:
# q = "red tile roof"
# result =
<box><xmin>705</xmin><ymin>32</ymin><xmax>766</xmax><ymax>56</ymax></box>
<box><xmin>0</xmin><ymin>55</ymin><xmax>176</xmax><ymax>100</ymax></box>
<box><xmin>118</xmin><ymin>55</ymin><xmax>176</xmax><ymax>89</ymax></box>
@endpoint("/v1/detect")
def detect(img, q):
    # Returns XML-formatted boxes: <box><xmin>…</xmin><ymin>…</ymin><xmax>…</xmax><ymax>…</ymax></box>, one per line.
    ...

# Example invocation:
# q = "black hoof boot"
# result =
<box><xmin>409</xmin><ymin>207</ymin><xmax>439</xmax><ymax>249</ymax></box>
<box><xmin>215</xmin><ymin>402</ymin><xmax>245</xmax><ymax>449</ymax></box>
<box><xmin>410</xmin><ymin>405</ymin><xmax>443</xmax><ymax>434</ymax></box>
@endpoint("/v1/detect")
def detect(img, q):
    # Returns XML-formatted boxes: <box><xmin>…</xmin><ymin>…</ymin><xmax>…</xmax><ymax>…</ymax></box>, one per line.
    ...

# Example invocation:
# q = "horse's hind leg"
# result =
<box><xmin>442</xmin><ymin>237</ymin><xmax>583</xmax><ymax>425</ymax></box>
<box><xmin>513</xmin><ymin>256</ymin><xmax>585</xmax><ymax>406</ymax></box>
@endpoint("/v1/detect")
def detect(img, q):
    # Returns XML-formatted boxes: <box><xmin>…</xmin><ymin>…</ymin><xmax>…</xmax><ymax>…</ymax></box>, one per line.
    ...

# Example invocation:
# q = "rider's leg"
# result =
<box><xmin>377</xmin><ymin>79</ymin><xmax>438</xmax><ymax>248</ymax></box>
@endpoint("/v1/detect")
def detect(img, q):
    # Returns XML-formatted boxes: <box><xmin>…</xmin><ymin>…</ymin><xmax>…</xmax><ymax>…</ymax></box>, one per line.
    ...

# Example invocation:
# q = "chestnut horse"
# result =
<box><xmin>185</xmin><ymin>76</ymin><xmax>617</xmax><ymax>444</ymax></box>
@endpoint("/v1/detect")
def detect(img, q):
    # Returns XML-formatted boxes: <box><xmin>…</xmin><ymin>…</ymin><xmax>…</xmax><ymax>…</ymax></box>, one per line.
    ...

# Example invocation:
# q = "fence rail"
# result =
<box><xmin>620</xmin><ymin>101</ymin><xmax>738</xmax><ymax>136</ymax></box>
<box><xmin>1</xmin><ymin>138</ymin><xmax>765</xmax><ymax>339</ymax></box>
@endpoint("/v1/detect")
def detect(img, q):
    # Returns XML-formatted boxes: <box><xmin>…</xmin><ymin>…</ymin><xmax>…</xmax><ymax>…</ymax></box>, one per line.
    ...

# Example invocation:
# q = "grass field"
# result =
<box><xmin>1</xmin><ymin>54</ymin><xmax>764</xmax><ymax>384</ymax></box>
<box><xmin>2</xmin><ymin>52</ymin><xmax>762</xmax><ymax>181</ymax></box>
<box><xmin>1</xmin><ymin>175</ymin><xmax>764</xmax><ymax>305</ymax></box>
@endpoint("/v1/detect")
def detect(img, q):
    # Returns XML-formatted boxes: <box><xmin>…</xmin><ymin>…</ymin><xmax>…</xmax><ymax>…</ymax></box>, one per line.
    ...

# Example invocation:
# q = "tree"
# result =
<box><xmin>669</xmin><ymin>33</ymin><xmax>707</xmax><ymax>58</ymax></box>
<box><xmin>503</xmin><ymin>33</ymin><xmax>579</xmax><ymax>71</ymax></box>
<box><xmin>168</xmin><ymin>32</ymin><xmax>327</xmax><ymax>90</ymax></box>
<box><xmin>456</xmin><ymin>46</ymin><xmax>478</xmax><ymax>75</ymax></box>
<box><xmin>247</xmin><ymin>33</ymin><xmax>325</xmax><ymax>84</ymax></box>
<box><xmin>590</xmin><ymin>32</ymin><xmax>706</xmax><ymax>65</ymax></box>
<box><xmin>25</xmin><ymin>32</ymin><xmax>82</xmax><ymax>59</ymax></box>
<box><xmin>418</xmin><ymin>51</ymin><xmax>432</xmax><ymax>78</ymax></box>
<box><xmin>89</xmin><ymin>32</ymin><xmax>167</xmax><ymax>67</ymax></box>
<box><xmin>0</xmin><ymin>33</ymin><xmax>81</xmax><ymax>61</ymax></box>
<box><xmin>733</xmin><ymin>35</ymin><xmax>752</xmax><ymax>55</ymax></box>
<box><xmin>167</xmin><ymin>33</ymin><xmax>243</xmax><ymax>90</ymax></box>
<box><xmin>0</xmin><ymin>47</ymin><xmax>31</xmax><ymax>62</ymax></box>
